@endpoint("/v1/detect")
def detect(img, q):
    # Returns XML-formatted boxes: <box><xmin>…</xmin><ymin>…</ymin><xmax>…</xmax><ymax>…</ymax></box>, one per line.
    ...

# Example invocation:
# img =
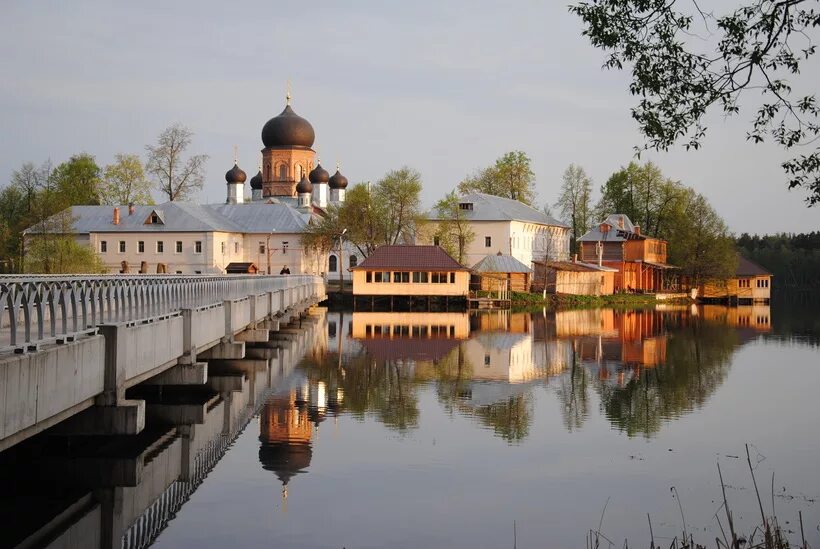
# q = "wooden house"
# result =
<box><xmin>699</xmin><ymin>255</ymin><xmax>772</xmax><ymax>304</ymax></box>
<box><xmin>350</xmin><ymin>245</ymin><xmax>470</xmax><ymax>309</ymax></box>
<box><xmin>471</xmin><ymin>253</ymin><xmax>532</xmax><ymax>292</ymax></box>
<box><xmin>577</xmin><ymin>214</ymin><xmax>677</xmax><ymax>292</ymax></box>
<box><xmin>531</xmin><ymin>260</ymin><xmax>617</xmax><ymax>295</ymax></box>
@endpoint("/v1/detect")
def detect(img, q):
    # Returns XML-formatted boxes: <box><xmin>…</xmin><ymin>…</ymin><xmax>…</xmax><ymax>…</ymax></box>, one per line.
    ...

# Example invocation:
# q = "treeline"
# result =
<box><xmin>736</xmin><ymin>232</ymin><xmax>820</xmax><ymax>290</ymax></box>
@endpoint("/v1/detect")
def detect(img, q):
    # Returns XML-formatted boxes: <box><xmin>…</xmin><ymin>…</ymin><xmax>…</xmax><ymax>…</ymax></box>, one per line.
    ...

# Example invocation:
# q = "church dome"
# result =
<box><xmin>296</xmin><ymin>174</ymin><xmax>313</xmax><ymax>194</ymax></box>
<box><xmin>261</xmin><ymin>105</ymin><xmax>315</xmax><ymax>148</ymax></box>
<box><xmin>225</xmin><ymin>163</ymin><xmax>247</xmax><ymax>184</ymax></box>
<box><xmin>328</xmin><ymin>169</ymin><xmax>348</xmax><ymax>190</ymax></box>
<box><xmin>309</xmin><ymin>163</ymin><xmax>329</xmax><ymax>184</ymax></box>
<box><xmin>249</xmin><ymin>170</ymin><xmax>263</xmax><ymax>190</ymax></box>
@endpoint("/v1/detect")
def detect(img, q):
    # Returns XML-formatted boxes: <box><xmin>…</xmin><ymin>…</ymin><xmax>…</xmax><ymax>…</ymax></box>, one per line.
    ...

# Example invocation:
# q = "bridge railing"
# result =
<box><xmin>0</xmin><ymin>274</ymin><xmax>324</xmax><ymax>354</ymax></box>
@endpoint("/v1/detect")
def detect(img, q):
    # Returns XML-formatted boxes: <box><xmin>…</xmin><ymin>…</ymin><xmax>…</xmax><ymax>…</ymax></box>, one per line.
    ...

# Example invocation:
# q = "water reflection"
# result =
<box><xmin>302</xmin><ymin>305</ymin><xmax>779</xmax><ymax>443</ymax></box>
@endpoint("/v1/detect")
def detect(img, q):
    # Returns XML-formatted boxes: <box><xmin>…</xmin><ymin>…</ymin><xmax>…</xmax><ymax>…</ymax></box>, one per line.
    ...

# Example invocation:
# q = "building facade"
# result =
<box><xmin>424</xmin><ymin>192</ymin><xmax>570</xmax><ymax>269</ymax></box>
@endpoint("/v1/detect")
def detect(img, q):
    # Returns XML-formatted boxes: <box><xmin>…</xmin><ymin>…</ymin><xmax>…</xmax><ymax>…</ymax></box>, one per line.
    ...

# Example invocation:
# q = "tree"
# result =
<box><xmin>429</xmin><ymin>191</ymin><xmax>475</xmax><ymax>263</ymax></box>
<box><xmin>665</xmin><ymin>189</ymin><xmax>739</xmax><ymax>285</ymax></box>
<box><xmin>570</xmin><ymin>0</ymin><xmax>820</xmax><ymax>204</ymax></box>
<box><xmin>145</xmin><ymin>124</ymin><xmax>208</xmax><ymax>201</ymax></box>
<box><xmin>595</xmin><ymin>161</ymin><xmax>683</xmax><ymax>237</ymax></box>
<box><xmin>100</xmin><ymin>154</ymin><xmax>154</xmax><ymax>205</ymax></box>
<box><xmin>49</xmin><ymin>154</ymin><xmax>101</xmax><ymax>208</ymax></box>
<box><xmin>458</xmin><ymin>150</ymin><xmax>536</xmax><ymax>205</ymax></box>
<box><xmin>24</xmin><ymin>210</ymin><xmax>105</xmax><ymax>273</ymax></box>
<box><xmin>554</xmin><ymin>164</ymin><xmax>593</xmax><ymax>253</ymax></box>
<box><xmin>301</xmin><ymin>168</ymin><xmax>424</xmax><ymax>259</ymax></box>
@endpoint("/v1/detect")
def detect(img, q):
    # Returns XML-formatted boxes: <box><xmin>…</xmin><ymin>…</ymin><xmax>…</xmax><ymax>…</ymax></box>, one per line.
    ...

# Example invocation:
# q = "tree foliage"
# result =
<box><xmin>570</xmin><ymin>0</ymin><xmax>820</xmax><ymax>204</ymax></box>
<box><xmin>24</xmin><ymin>211</ymin><xmax>105</xmax><ymax>273</ymax></box>
<box><xmin>554</xmin><ymin>164</ymin><xmax>594</xmax><ymax>254</ymax></box>
<box><xmin>737</xmin><ymin>231</ymin><xmax>820</xmax><ymax>288</ymax></box>
<box><xmin>301</xmin><ymin>167</ymin><xmax>424</xmax><ymax>259</ymax></box>
<box><xmin>49</xmin><ymin>154</ymin><xmax>101</xmax><ymax>208</ymax></box>
<box><xmin>145</xmin><ymin>124</ymin><xmax>208</xmax><ymax>202</ymax></box>
<box><xmin>100</xmin><ymin>154</ymin><xmax>154</xmax><ymax>205</ymax></box>
<box><xmin>428</xmin><ymin>190</ymin><xmax>475</xmax><ymax>263</ymax></box>
<box><xmin>458</xmin><ymin>150</ymin><xmax>536</xmax><ymax>205</ymax></box>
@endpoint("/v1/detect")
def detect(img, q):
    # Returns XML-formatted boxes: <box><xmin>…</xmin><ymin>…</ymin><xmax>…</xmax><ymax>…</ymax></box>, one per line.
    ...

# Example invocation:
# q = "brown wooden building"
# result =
<box><xmin>471</xmin><ymin>253</ymin><xmax>532</xmax><ymax>292</ymax></box>
<box><xmin>531</xmin><ymin>260</ymin><xmax>617</xmax><ymax>295</ymax></box>
<box><xmin>699</xmin><ymin>255</ymin><xmax>772</xmax><ymax>304</ymax></box>
<box><xmin>577</xmin><ymin>214</ymin><xmax>677</xmax><ymax>293</ymax></box>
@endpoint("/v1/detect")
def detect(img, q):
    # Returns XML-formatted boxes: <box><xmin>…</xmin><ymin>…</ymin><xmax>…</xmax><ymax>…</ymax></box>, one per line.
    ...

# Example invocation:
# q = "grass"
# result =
<box><xmin>508</xmin><ymin>291</ymin><xmax>664</xmax><ymax>311</ymax></box>
<box><xmin>585</xmin><ymin>445</ymin><xmax>812</xmax><ymax>549</ymax></box>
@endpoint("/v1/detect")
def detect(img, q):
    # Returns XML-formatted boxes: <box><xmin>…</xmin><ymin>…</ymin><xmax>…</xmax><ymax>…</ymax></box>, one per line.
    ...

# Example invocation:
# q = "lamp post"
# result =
<box><xmin>337</xmin><ymin>228</ymin><xmax>347</xmax><ymax>293</ymax></box>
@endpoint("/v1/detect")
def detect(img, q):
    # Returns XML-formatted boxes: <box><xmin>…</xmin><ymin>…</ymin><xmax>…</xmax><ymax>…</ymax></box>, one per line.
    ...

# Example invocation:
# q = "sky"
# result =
<box><xmin>1</xmin><ymin>0</ymin><xmax>818</xmax><ymax>234</ymax></box>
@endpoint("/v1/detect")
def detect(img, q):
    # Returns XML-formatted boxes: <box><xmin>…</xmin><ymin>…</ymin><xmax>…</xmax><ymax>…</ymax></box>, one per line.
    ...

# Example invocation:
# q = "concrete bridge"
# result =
<box><xmin>0</xmin><ymin>274</ymin><xmax>326</xmax><ymax>453</ymax></box>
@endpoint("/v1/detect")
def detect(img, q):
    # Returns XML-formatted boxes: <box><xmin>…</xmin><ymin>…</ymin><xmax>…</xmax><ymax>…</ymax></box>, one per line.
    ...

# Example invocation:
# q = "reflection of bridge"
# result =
<box><xmin>0</xmin><ymin>274</ymin><xmax>326</xmax><ymax>452</ymax></box>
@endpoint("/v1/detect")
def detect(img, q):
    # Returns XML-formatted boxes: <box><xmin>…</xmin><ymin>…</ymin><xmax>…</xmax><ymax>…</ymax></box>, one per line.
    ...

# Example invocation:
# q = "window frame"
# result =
<box><xmin>175</xmin><ymin>241</ymin><xmax>183</xmax><ymax>254</ymax></box>
<box><xmin>194</xmin><ymin>241</ymin><xmax>203</xmax><ymax>254</ymax></box>
<box><xmin>118</xmin><ymin>241</ymin><xmax>126</xmax><ymax>254</ymax></box>
<box><xmin>100</xmin><ymin>240</ymin><xmax>107</xmax><ymax>253</ymax></box>
<box><xmin>157</xmin><ymin>241</ymin><xmax>164</xmax><ymax>254</ymax></box>
<box><xmin>485</xmin><ymin>236</ymin><xmax>492</xmax><ymax>247</ymax></box>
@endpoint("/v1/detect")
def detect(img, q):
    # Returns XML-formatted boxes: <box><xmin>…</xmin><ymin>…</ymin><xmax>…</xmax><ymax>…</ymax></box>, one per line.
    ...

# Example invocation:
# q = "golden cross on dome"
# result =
<box><xmin>286</xmin><ymin>80</ymin><xmax>292</xmax><ymax>105</ymax></box>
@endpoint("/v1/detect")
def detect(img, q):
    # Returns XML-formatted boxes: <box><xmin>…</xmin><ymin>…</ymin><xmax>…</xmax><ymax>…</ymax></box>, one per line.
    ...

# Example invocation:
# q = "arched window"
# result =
<box><xmin>296</xmin><ymin>164</ymin><xmax>303</xmax><ymax>180</ymax></box>
<box><xmin>278</xmin><ymin>164</ymin><xmax>288</xmax><ymax>180</ymax></box>
<box><xmin>349</xmin><ymin>255</ymin><xmax>358</xmax><ymax>267</ymax></box>
<box><xmin>265</xmin><ymin>163</ymin><xmax>271</xmax><ymax>180</ymax></box>
<box><xmin>328</xmin><ymin>255</ymin><xmax>337</xmax><ymax>272</ymax></box>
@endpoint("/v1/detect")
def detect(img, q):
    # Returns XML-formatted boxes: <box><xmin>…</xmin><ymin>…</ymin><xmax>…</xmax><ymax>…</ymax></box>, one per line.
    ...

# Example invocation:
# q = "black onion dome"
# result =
<box><xmin>225</xmin><ymin>163</ymin><xmax>247</xmax><ymax>184</ymax></box>
<box><xmin>261</xmin><ymin>105</ymin><xmax>315</xmax><ymax>148</ymax></box>
<box><xmin>296</xmin><ymin>174</ymin><xmax>313</xmax><ymax>194</ymax></box>
<box><xmin>308</xmin><ymin>163</ymin><xmax>329</xmax><ymax>184</ymax></box>
<box><xmin>328</xmin><ymin>170</ymin><xmax>348</xmax><ymax>190</ymax></box>
<box><xmin>250</xmin><ymin>170</ymin><xmax>263</xmax><ymax>190</ymax></box>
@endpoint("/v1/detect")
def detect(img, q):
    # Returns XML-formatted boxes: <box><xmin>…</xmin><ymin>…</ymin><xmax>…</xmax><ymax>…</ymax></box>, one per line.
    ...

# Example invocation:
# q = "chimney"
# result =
<box><xmin>113</xmin><ymin>207</ymin><xmax>120</xmax><ymax>225</ymax></box>
<box><xmin>600</xmin><ymin>224</ymin><xmax>609</xmax><ymax>233</ymax></box>
<box><xmin>128</xmin><ymin>202</ymin><xmax>135</xmax><ymax>215</ymax></box>
<box><xmin>618</xmin><ymin>216</ymin><xmax>624</xmax><ymax>229</ymax></box>
<box><xmin>597</xmin><ymin>241</ymin><xmax>603</xmax><ymax>267</ymax></box>
<box><xmin>634</xmin><ymin>224</ymin><xmax>640</xmax><ymax>235</ymax></box>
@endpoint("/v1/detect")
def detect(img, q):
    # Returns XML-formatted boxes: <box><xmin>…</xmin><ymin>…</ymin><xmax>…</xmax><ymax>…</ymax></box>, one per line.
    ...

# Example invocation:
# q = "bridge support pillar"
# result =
<box><xmin>234</xmin><ymin>329</ymin><xmax>269</xmax><ymax>342</ymax></box>
<box><xmin>198</xmin><ymin>340</ymin><xmax>245</xmax><ymax>360</ymax></box>
<box><xmin>142</xmin><ymin>362</ymin><xmax>207</xmax><ymax>386</ymax></box>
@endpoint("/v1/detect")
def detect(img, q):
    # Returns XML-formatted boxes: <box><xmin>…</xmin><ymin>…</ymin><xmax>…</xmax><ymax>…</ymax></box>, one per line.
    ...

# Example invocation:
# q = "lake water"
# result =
<box><xmin>1</xmin><ymin>299</ymin><xmax>818</xmax><ymax>548</ymax></box>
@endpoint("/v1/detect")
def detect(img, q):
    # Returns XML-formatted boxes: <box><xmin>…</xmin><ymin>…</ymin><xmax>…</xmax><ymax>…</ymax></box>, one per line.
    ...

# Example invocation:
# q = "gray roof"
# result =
<box><xmin>472</xmin><ymin>254</ymin><xmax>532</xmax><ymax>273</ymax></box>
<box><xmin>428</xmin><ymin>192</ymin><xmax>568</xmax><ymax>227</ymax></box>
<box><xmin>27</xmin><ymin>201</ymin><xmax>313</xmax><ymax>235</ymax></box>
<box><xmin>578</xmin><ymin>213</ymin><xmax>646</xmax><ymax>242</ymax></box>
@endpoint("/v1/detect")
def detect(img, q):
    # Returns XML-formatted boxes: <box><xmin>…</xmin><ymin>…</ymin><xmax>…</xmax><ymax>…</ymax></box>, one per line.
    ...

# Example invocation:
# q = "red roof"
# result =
<box><xmin>351</xmin><ymin>245</ymin><xmax>468</xmax><ymax>271</ymax></box>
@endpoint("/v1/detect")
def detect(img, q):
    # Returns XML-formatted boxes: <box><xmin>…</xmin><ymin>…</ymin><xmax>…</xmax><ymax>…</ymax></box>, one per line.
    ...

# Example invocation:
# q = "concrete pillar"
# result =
<box><xmin>142</xmin><ymin>362</ymin><xmax>207</xmax><ymax>385</ymax></box>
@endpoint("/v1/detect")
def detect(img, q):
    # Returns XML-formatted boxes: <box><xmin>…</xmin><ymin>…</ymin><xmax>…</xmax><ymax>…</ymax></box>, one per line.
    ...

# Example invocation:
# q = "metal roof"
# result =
<box><xmin>578</xmin><ymin>213</ymin><xmax>649</xmax><ymax>242</ymax></box>
<box><xmin>428</xmin><ymin>192</ymin><xmax>568</xmax><ymax>228</ymax></box>
<box><xmin>471</xmin><ymin>254</ymin><xmax>532</xmax><ymax>273</ymax></box>
<box><xmin>536</xmin><ymin>260</ymin><xmax>619</xmax><ymax>272</ymax></box>
<box><xmin>27</xmin><ymin>201</ymin><xmax>313</xmax><ymax>235</ymax></box>
<box><xmin>352</xmin><ymin>245</ymin><xmax>468</xmax><ymax>271</ymax></box>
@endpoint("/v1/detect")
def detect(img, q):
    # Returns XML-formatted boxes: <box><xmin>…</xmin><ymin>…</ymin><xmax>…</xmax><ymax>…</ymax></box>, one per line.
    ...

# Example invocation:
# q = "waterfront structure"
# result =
<box><xmin>471</xmin><ymin>253</ymin><xmax>532</xmax><ymax>292</ymax></box>
<box><xmin>531</xmin><ymin>260</ymin><xmax>617</xmax><ymax>295</ymax></box>
<box><xmin>577</xmin><ymin>214</ymin><xmax>677</xmax><ymax>292</ymax></box>
<box><xmin>350</xmin><ymin>245</ymin><xmax>470</xmax><ymax>306</ymax></box>
<box><xmin>424</xmin><ymin>192</ymin><xmax>570</xmax><ymax>268</ymax></box>
<box><xmin>699</xmin><ymin>255</ymin><xmax>772</xmax><ymax>304</ymax></box>
<box><xmin>23</xmin><ymin>94</ymin><xmax>354</xmax><ymax>276</ymax></box>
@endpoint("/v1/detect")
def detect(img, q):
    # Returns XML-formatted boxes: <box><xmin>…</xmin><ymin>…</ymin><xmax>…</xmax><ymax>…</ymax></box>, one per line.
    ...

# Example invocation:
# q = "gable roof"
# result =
<box><xmin>428</xmin><ymin>192</ymin><xmax>568</xmax><ymax>227</ymax></box>
<box><xmin>736</xmin><ymin>255</ymin><xmax>771</xmax><ymax>277</ymax></box>
<box><xmin>25</xmin><ymin>201</ymin><xmax>314</xmax><ymax>235</ymax></box>
<box><xmin>472</xmin><ymin>254</ymin><xmax>532</xmax><ymax>273</ymax></box>
<box><xmin>578</xmin><ymin>213</ymin><xmax>657</xmax><ymax>242</ymax></box>
<box><xmin>351</xmin><ymin>245</ymin><xmax>468</xmax><ymax>271</ymax></box>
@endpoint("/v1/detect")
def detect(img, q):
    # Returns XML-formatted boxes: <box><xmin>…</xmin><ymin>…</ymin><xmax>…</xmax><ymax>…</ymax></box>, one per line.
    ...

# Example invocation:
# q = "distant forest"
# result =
<box><xmin>736</xmin><ymin>232</ymin><xmax>820</xmax><ymax>290</ymax></box>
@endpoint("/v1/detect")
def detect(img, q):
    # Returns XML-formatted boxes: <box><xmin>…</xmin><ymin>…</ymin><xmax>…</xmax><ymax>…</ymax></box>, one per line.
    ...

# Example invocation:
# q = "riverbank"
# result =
<box><xmin>510</xmin><ymin>291</ymin><xmax>690</xmax><ymax>311</ymax></box>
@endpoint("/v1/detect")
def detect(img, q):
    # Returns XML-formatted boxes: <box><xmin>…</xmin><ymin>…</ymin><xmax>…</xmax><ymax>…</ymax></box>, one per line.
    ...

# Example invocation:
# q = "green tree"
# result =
<box><xmin>595</xmin><ymin>161</ymin><xmax>683</xmax><ymax>237</ymax></box>
<box><xmin>50</xmin><ymin>154</ymin><xmax>101</xmax><ymax>208</ymax></box>
<box><xmin>554</xmin><ymin>164</ymin><xmax>594</xmax><ymax>253</ymax></box>
<box><xmin>23</xmin><ymin>210</ymin><xmax>105</xmax><ymax>273</ymax></box>
<box><xmin>301</xmin><ymin>168</ymin><xmax>424</xmax><ymax>258</ymax></box>
<box><xmin>100</xmin><ymin>154</ymin><xmax>154</xmax><ymax>205</ymax></box>
<box><xmin>458</xmin><ymin>150</ymin><xmax>536</xmax><ymax>205</ymax></box>
<box><xmin>145</xmin><ymin>124</ymin><xmax>208</xmax><ymax>201</ymax></box>
<box><xmin>666</xmin><ymin>189</ymin><xmax>738</xmax><ymax>285</ymax></box>
<box><xmin>570</xmin><ymin>0</ymin><xmax>820</xmax><ymax>204</ymax></box>
<box><xmin>429</xmin><ymin>190</ymin><xmax>475</xmax><ymax>263</ymax></box>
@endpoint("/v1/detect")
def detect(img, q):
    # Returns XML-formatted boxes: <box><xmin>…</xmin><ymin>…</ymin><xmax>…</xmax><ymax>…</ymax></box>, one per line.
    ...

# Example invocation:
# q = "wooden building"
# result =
<box><xmin>350</xmin><ymin>245</ymin><xmax>470</xmax><ymax>309</ymax></box>
<box><xmin>699</xmin><ymin>255</ymin><xmax>772</xmax><ymax>304</ymax></box>
<box><xmin>577</xmin><ymin>214</ymin><xmax>677</xmax><ymax>293</ymax></box>
<box><xmin>531</xmin><ymin>260</ymin><xmax>617</xmax><ymax>295</ymax></box>
<box><xmin>471</xmin><ymin>253</ymin><xmax>532</xmax><ymax>292</ymax></box>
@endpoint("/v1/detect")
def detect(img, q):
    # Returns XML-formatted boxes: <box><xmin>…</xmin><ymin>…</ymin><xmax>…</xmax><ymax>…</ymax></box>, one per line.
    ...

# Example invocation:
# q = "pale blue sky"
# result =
<box><xmin>1</xmin><ymin>0</ymin><xmax>817</xmax><ymax>233</ymax></box>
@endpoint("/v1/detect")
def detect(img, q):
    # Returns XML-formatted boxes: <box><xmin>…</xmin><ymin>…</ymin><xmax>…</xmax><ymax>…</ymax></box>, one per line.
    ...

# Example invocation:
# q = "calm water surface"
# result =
<box><xmin>2</xmin><ymin>300</ymin><xmax>818</xmax><ymax>549</ymax></box>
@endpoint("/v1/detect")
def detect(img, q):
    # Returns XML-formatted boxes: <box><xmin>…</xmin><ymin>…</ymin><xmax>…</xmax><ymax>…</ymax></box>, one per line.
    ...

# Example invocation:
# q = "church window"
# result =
<box><xmin>278</xmin><ymin>164</ymin><xmax>288</xmax><ymax>180</ymax></box>
<box><xmin>296</xmin><ymin>164</ymin><xmax>303</xmax><ymax>180</ymax></box>
<box><xmin>350</xmin><ymin>255</ymin><xmax>358</xmax><ymax>267</ymax></box>
<box><xmin>329</xmin><ymin>255</ymin><xmax>337</xmax><ymax>272</ymax></box>
<box><xmin>265</xmin><ymin>164</ymin><xmax>271</xmax><ymax>180</ymax></box>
